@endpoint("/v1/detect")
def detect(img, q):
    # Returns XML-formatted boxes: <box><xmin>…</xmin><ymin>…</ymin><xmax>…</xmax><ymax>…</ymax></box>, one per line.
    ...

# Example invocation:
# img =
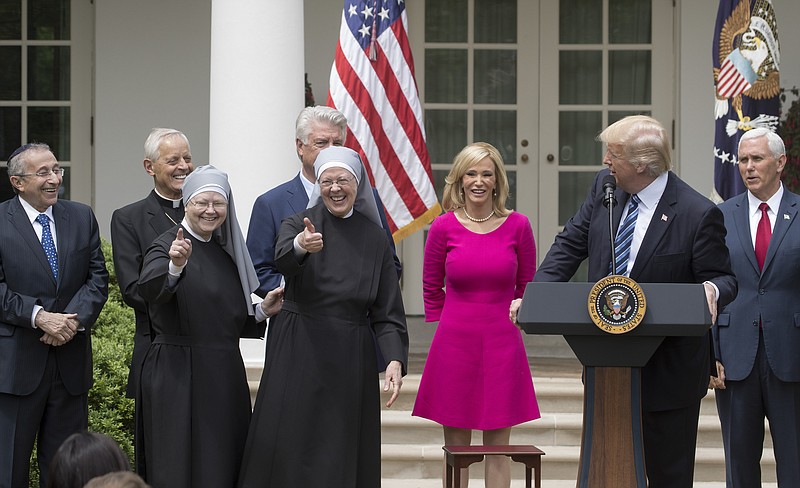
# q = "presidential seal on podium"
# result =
<box><xmin>588</xmin><ymin>275</ymin><xmax>646</xmax><ymax>334</ymax></box>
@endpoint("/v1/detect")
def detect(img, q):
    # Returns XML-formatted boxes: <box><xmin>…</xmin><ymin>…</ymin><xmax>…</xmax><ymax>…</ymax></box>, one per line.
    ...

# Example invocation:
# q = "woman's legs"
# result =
<box><xmin>443</xmin><ymin>426</ymin><xmax>472</xmax><ymax>488</ymax></box>
<box><xmin>482</xmin><ymin>428</ymin><xmax>512</xmax><ymax>488</ymax></box>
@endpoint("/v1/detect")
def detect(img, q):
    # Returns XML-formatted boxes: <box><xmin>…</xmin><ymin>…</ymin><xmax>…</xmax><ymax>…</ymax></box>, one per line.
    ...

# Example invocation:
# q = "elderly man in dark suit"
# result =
<box><xmin>246</xmin><ymin>106</ymin><xmax>400</xmax><ymax>298</ymax></box>
<box><xmin>0</xmin><ymin>143</ymin><xmax>108</xmax><ymax>488</ymax></box>
<box><xmin>111</xmin><ymin>128</ymin><xmax>193</xmax><ymax>399</ymax></box>
<box><xmin>511</xmin><ymin>115</ymin><xmax>737</xmax><ymax>487</ymax></box>
<box><xmin>713</xmin><ymin>128</ymin><xmax>800</xmax><ymax>487</ymax></box>
<box><xmin>110</xmin><ymin>128</ymin><xmax>193</xmax><ymax>472</ymax></box>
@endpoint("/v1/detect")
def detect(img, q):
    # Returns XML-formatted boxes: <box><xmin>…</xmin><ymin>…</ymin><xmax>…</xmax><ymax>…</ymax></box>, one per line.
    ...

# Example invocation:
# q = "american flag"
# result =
<box><xmin>716</xmin><ymin>50</ymin><xmax>754</xmax><ymax>99</ymax></box>
<box><xmin>712</xmin><ymin>0</ymin><xmax>780</xmax><ymax>201</ymax></box>
<box><xmin>327</xmin><ymin>0</ymin><xmax>441</xmax><ymax>241</ymax></box>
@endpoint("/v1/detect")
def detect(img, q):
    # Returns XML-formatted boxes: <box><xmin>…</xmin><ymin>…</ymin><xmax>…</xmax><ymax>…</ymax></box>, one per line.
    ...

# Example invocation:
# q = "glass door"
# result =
<box><xmin>0</xmin><ymin>0</ymin><xmax>93</xmax><ymax>204</ymax></box>
<box><xmin>538</xmin><ymin>0</ymin><xmax>674</xmax><ymax>281</ymax></box>
<box><xmin>402</xmin><ymin>0</ymin><xmax>673</xmax><ymax>310</ymax></box>
<box><xmin>403</xmin><ymin>0</ymin><xmax>538</xmax><ymax>314</ymax></box>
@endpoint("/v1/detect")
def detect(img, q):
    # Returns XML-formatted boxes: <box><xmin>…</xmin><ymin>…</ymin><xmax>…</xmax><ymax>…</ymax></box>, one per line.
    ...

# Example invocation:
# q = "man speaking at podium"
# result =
<box><xmin>512</xmin><ymin>116</ymin><xmax>737</xmax><ymax>487</ymax></box>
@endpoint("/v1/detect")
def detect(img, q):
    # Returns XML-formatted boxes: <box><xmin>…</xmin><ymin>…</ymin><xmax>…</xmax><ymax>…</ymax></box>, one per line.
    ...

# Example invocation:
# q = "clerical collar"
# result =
<box><xmin>154</xmin><ymin>188</ymin><xmax>183</xmax><ymax>209</ymax></box>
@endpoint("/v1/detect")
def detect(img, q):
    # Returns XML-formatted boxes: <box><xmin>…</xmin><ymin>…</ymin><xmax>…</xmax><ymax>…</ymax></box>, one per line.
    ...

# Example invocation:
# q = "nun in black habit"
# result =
<box><xmin>238</xmin><ymin>146</ymin><xmax>409</xmax><ymax>488</ymax></box>
<box><xmin>137</xmin><ymin>165</ymin><xmax>283</xmax><ymax>488</ymax></box>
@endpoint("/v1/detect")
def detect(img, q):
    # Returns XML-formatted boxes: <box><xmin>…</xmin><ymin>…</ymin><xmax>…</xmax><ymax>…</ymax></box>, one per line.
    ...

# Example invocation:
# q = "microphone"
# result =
<box><xmin>602</xmin><ymin>175</ymin><xmax>616</xmax><ymax>208</ymax></box>
<box><xmin>602</xmin><ymin>175</ymin><xmax>618</xmax><ymax>273</ymax></box>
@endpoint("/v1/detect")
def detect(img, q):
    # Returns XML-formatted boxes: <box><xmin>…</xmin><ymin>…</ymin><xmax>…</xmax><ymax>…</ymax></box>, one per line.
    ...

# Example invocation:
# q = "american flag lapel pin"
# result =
<box><xmin>661</xmin><ymin>214</ymin><xmax>668</xmax><ymax>222</ymax></box>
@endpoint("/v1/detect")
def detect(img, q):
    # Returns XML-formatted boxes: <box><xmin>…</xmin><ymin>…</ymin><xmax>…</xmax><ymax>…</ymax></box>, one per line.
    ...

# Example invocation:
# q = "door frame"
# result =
<box><xmin>401</xmin><ymin>0</ymin><xmax>676</xmax><ymax>311</ymax></box>
<box><xmin>71</xmin><ymin>0</ymin><xmax>94</xmax><ymax>206</ymax></box>
<box><xmin>401</xmin><ymin>0</ymin><xmax>541</xmax><ymax>315</ymax></box>
<box><xmin>537</xmin><ymin>0</ymin><xmax>675</xmax><ymax>264</ymax></box>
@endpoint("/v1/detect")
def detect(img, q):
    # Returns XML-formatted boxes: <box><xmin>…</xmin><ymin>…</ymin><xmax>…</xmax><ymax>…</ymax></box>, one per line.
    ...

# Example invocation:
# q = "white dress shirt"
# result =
<box><xmin>18</xmin><ymin>197</ymin><xmax>58</xmax><ymax>328</ymax></box>
<box><xmin>746</xmin><ymin>184</ymin><xmax>783</xmax><ymax>248</ymax></box>
<box><xmin>616</xmin><ymin>171</ymin><xmax>668</xmax><ymax>276</ymax></box>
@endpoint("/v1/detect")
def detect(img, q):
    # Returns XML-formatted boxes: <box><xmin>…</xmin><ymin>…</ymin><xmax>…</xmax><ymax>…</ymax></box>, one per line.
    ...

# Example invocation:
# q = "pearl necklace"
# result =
<box><xmin>463</xmin><ymin>208</ymin><xmax>495</xmax><ymax>223</ymax></box>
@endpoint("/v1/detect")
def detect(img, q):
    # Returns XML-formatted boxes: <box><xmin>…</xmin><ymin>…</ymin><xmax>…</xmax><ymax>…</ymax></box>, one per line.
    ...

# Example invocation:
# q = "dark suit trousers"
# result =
<box><xmin>0</xmin><ymin>349</ymin><xmax>88</xmax><ymax>488</ymax></box>
<box><xmin>642</xmin><ymin>402</ymin><xmax>702</xmax><ymax>488</ymax></box>
<box><xmin>716</xmin><ymin>330</ymin><xmax>800</xmax><ymax>487</ymax></box>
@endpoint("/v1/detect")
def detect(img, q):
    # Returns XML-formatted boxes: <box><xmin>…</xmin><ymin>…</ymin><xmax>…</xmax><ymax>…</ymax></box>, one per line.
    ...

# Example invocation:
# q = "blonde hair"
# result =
<box><xmin>442</xmin><ymin>142</ymin><xmax>510</xmax><ymax>217</ymax></box>
<box><xmin>597</xmin><ymin>115</ymin><xmax>671</xmax><ymax>177</ymax></box>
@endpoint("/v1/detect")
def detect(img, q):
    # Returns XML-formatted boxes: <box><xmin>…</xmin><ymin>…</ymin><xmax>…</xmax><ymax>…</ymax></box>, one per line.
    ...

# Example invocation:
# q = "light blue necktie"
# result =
<box><xmin>36</xmin><ymin>213</ymin><xmax>58</xmax><ymax>279</ymax></box>
<box><xmin>612</xmin><ymin>194</ymin><xmax>640</xmax><ymax>276</ymax></box>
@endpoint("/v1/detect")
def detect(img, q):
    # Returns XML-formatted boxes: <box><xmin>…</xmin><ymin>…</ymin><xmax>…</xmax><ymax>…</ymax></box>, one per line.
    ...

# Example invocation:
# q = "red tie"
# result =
<box><xmin>755</xmin><ymin>202</ymin><xmax>771</xmax><ymax>271</ymax></box>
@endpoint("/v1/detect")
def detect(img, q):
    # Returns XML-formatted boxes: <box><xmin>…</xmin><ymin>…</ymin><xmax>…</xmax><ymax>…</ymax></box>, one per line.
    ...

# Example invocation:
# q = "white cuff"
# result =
<box><xmin>169</xmin><ymin>261</ymin><xmax>186</xmax><ymax>277</ymax></box>
<box><xmin>32</xmin><ymin>305</ymin><xmax>43</xmax><ymax>328</ymax></box>
<box><xmin>293</xmin><ymin>233</ymin><xmax>308</xmax><ymax>257</ymax></box>
<box><xmin>254</xmin><ymin>300</ymin><xmax>269</xmax><ymax>323</ymax></box>
<box><xmin>703</xmin><ymin>280</ymin><xmax>720</xmax><ymax>302</ymax></box>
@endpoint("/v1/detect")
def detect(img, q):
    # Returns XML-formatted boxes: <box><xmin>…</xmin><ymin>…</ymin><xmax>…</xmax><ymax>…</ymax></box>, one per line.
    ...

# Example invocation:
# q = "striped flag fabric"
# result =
<box><xmin>327</xmin><ymin>0</ymin><xmax>441</xmax><ymax>241</ymax></box>
<box><xmin>712</xmin><ymin>0</ymin><xmax>780</xmax><ymax>201</ymax></box>
<box><xmin>716</xmin><ymin>50</ymin><xmax>755</xmax><ymax>99</ymax></box>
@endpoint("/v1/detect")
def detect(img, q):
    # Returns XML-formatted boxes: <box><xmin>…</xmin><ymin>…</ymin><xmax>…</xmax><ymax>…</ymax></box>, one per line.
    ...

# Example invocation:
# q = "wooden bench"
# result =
<box><xmin>442</xmin><ymin>445</ymin><xmax>545</xmax><ymax>488</ymax></box>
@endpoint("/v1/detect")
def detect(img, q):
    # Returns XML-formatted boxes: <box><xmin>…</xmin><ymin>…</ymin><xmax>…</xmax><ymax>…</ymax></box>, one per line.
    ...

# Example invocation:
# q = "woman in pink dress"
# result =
<box><xmin>413</xmin><ymin>142</ymin><xmax>540</xmax><ymax>488</ymax></box>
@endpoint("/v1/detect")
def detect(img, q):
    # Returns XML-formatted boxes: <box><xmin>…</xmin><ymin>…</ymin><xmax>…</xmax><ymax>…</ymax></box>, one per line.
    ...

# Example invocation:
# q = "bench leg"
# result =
<box><xmin>445</xmin><ymin>450</ymin><xmax>542</xmax><ymax>488</ymax></box>
<box><xmin>509</xmin><ymin>454</ymin><xmax>542</xmax><ymax>488</ymax></box>
<box><xmin>446</xmin><ymin>454</ymin><xmax>484</xmax><ymax>488</ymax></box>
<box><xmin>445</xmin><ymin>462</ymin><xmax>454</xmax><ymax>488</ymax></box>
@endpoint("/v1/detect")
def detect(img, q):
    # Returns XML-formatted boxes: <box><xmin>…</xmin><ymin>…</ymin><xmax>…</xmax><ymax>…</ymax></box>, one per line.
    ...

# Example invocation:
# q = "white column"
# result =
<box><xmin>210</xmin><ymin>0</ymin><xmax>305</xmax><ymax>363</ymax></box>
<box><xmin>209</xmin><ymin>0</ymin><xmax>305</xmax><ymax>235</ymax></box>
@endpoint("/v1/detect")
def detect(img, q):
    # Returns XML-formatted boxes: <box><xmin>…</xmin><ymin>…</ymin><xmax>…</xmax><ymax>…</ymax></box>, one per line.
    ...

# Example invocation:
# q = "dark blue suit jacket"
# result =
<box><xmin>0</xmin><ymin>197</ymin><xmax>108</xmax><ymax>396</ymax></box>
<box><xmin>715</xmin><ymin>190</ymin><xmax>800</xmax><ymax>382</ymax></box>
<box><xmin>534</xmin><ymin>169</ymin><xmax>737</xmax><ymax>410</ymax></box>
<box><xmin>247</xmin><ymin>174</ymin><xmax>401</xmax><ymax>297</ymax></box>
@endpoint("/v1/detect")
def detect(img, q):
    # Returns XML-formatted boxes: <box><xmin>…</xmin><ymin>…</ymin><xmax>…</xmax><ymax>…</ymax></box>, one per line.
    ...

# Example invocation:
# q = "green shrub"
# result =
<box><xmin>29</xmin><ymin>238</ymin><xmax>136</xmax><ymax>486</ymax></box>
<box><xmin>89</xmin><ymin>299</ymin><xmax>136</xmax><ymax>461</ymax></box>
<box><xmin>779</xmin><ymin>87</ymin><xmax>800</xmax><ymax>193</ymax></box>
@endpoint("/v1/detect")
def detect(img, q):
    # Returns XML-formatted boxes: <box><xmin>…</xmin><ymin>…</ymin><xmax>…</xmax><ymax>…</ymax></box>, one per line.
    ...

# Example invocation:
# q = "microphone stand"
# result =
<box><xmin>609</xmin><ymin>198</ymin><xmax>617</xmax><ymax>274</ymax></box>
<box><xmin>602</xmin><ymin>176</ymin><xmax>617</xmax><ymax>275</ymax></box>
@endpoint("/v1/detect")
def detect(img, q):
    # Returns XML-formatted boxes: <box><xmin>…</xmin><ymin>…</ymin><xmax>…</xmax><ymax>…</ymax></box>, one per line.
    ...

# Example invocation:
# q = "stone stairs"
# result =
<box><xmin>376</xmin><ymin>374</ymin><xmax>777</xmax><ymax>488</ymax></box>
<box><xmin>240</xmin><ymin>318</ymin><xmax>780</xmax><ymax>487</ymax></box>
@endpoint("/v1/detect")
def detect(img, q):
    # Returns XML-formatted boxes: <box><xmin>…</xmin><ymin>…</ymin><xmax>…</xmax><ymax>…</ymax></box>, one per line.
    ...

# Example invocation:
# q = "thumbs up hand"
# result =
<box><xmin>169</xmin><ymin>228</ymin><xmax>192</xmax><ymax>267</ymax></box>
<box><xmin>297</xmin><ymin>217</ymin><xmax>323</xmax><ymax>253</ymax></box>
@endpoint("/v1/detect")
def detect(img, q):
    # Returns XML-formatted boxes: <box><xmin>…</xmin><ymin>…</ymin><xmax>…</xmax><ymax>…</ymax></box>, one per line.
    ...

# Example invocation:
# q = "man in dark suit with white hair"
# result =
<box><xmin>110</xmin><ymin>128</ymin><xmax>194</xmax><ymax>473</ymax></box>
<box><xmin>714</xmin><ymin>127</ymin><xmax>800</xmax><ymax>487</ymax></box>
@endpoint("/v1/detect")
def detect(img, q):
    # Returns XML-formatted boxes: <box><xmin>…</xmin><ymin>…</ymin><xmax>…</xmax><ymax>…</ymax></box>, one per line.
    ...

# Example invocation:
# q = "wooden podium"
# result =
<box><xmin>517</xmin><ymin>282</ymin><xmax>710</xmax><ymax>488</ymax></box>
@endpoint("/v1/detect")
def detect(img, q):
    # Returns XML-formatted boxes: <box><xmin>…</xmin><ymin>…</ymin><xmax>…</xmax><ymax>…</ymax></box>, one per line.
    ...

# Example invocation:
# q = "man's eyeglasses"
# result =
<box><xmin>189</xmin><ymin>200</ymin><xmax>228</xmax><ymax>210</ymax></box>
<box><xmin>319</xmin><ymin>176</ymin><xmax>355</xmax><ymax>189</ymax></box>
<box><xmin>13</xmin><ymin>168</ymin><xmax>66</xmax><ymax>178</ymax></box>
